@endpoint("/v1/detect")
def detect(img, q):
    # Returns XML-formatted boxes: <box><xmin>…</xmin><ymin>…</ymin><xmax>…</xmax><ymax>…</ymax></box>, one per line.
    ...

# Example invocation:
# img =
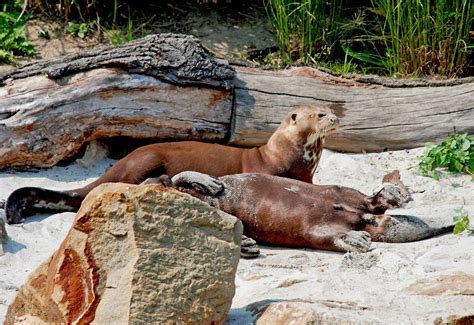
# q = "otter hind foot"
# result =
<box><xmin>335</xmin><ymin>231</ymin><xmax>372</xmax><ymax>253</ymax></box>
<box><xmin>375</xmin><ymin>214</ymin><xmax>454</xmax><ymax>243</ymax></box>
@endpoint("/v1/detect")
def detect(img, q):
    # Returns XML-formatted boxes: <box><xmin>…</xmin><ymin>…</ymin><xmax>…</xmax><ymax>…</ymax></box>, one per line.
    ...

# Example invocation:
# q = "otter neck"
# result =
<box><xmin>302</xmin><ymin>134</ymin><xmax>325</xmax><ymax>176</ymax></box>
<box><xmin>260</xmin><ymin>127</ymin><xmax>325</xmax><ymax>181</ymax></box>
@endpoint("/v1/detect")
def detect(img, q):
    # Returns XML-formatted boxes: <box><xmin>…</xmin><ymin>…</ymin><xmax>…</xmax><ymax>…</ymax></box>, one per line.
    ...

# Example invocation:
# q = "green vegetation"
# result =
<box><xmin>452</xmin><ymin>208</ymin><xmax>474</xmax><ymax>235</ymax></box>
<box><xmin>1</xmin><ymin>0</ymin><xmax>473</xmax><ymax>78</ymax></box>
<box><xmin>101</xmin><ymin>8</ymin><xmax>136</xmax><ymax>45</ymax></box>
<box><xmin>264</xmin><ymin>0</ymin><xmax>474</xmax><ymax>77</ymax></box>
<box><xmin>0</xmin><ymin>0</ymin><xmax>35</xmax><ymax>63</ymax></box>
<box><xmin>67</xmin><ymin>22</ymin><xmax>90</xmax><ymax>39</ymax></box>
<box><xmin>418</xmin><ymin>133</ymin><xmax>474</xmax><ymax>180</ymax></box>
<box><xmin>263</xmin><ymin>0</ymin><xmax>344</xmax><ymax>64</ymax></box>
<box><xmin>370</xmin><ymin>0</ymin><xmax>474</xmax><ymax>77</ymax></box>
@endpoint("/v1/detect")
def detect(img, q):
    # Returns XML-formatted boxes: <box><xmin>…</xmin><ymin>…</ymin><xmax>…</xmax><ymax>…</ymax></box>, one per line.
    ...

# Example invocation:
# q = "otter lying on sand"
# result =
<box><xmin>163</xmin><ymin>171</ymin><xmax>453</xmax><ymax>253</ymax></box>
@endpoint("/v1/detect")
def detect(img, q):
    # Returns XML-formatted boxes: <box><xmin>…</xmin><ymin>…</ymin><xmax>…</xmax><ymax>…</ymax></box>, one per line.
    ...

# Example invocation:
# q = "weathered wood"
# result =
<box><xmin>230</xmin><ymin>66</ymin><xmax>474</xmax><ymax>152</ymax></box>
<box><xmin>0</xmin><ymin>34</ymin><xmax>234</xmax><ymax>169</ymax></box>
<box><xmin>0</xmin><ymin>33</ymin><xmax>235</xmax><ymax>88</ymax></box>
<box><xmin>1</xmin><ymin>34</ymin><xmax>473</xmax><ymax>170</ymax></box>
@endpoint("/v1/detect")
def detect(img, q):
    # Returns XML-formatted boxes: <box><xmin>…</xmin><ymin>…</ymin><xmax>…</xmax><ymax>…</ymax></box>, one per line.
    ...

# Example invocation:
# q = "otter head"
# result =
<box><xmin>284</xmin><ymin>105</ymin><xmax>339</xmax><ymax>175</ymax></box>
<box><xmin>286</xmin><ymin>104</ymin><xmax>339</xmax><ymax>141</ymax></box>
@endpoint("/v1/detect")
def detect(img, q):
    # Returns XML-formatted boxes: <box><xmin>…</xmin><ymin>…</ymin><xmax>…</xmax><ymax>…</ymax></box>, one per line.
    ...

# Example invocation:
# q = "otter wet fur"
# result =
<box><xmin>5</xmin><ymin>105</ymin><xmax>338</xmax><ymax>224</ymax></box>
<box><xmin>168</xmin><ymin>171</ymin><xmax>454</xmax><ymax>253</ymax></box>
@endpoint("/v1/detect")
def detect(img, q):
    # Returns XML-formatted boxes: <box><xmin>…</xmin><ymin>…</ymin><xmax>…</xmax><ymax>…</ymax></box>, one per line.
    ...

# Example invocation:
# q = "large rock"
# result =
<box><xmin>5</xmin><ymin>183</ymin><xmax>242</xmax><ymax>324</ymax></box>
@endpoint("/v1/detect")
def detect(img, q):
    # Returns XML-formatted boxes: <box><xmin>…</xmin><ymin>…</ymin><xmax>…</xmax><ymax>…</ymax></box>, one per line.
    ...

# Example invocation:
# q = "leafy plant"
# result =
<box><xmin>418</xmin><ymin>133</ymin><xmax>474</xmax><ymax>180</ymax></box>
<box><xmin>453</xmin><ymin>208</ymin><xmax>474</xmax><ymax>235</ymax></box>
<box><xmin>0</xmin><ymin>0</ymin><xmax>35</xmax><ymax>63</ymax></box>
<box><xmin>67</xmin><ymin>22</ymin><xmax>89</xmax><ymax>39</ymax></box>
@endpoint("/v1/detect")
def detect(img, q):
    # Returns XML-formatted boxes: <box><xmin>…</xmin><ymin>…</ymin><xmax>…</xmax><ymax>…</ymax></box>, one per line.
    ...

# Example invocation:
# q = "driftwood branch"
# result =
<box><xmin>0</xmin><ymin>33</ymin><xmax>473</xmax><ymax>170</ymax></box>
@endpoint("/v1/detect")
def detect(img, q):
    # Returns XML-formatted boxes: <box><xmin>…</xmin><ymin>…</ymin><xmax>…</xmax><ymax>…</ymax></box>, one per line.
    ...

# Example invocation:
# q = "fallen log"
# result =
<box><xmin>230</xmin><ymin>66</ymin><xmax>474</xmax><ymax>152</ymax></box>
<box><xmin>0</xmin><ymin>33</ymin><xmax>473</xmax><ymax>170</ymax></box>
<box><xmin>0</xmin><ymin>34</ymin><xmax>235</xmax><ymax>169</ymax></box>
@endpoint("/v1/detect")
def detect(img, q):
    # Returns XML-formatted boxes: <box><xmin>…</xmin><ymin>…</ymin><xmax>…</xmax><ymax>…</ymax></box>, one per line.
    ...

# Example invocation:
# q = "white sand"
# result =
<box><xmin>0</xmin><ymin>148</ymin><xmax>473</xmax><ymax>323</ymax></box>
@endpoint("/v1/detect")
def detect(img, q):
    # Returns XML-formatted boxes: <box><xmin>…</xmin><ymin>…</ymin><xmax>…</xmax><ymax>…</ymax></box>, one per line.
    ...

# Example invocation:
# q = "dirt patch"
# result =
<box><xmin>0</xmin><ymin>3</ymin><xmax>275</xmax><ymax>74</ymax></box>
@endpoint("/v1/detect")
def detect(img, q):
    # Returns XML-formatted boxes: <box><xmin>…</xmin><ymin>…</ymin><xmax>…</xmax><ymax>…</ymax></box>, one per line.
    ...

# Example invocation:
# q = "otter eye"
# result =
<box><xmin>318</xmin><ymin>112</ymin><xmax>326</xmax><ymax>118</ymax></box>
<box><xmin>291</xmin><ymin>113</ymin><xmax>297</xmax><ymax>121</ymax></box>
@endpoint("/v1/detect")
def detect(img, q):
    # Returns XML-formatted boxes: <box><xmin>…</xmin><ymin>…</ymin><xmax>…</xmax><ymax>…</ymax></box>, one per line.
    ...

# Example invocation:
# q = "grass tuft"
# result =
<box><xmin>265</xmin><ymin>0</ymin><xmax>473</xmax><ymax>77</ymax></box>
<box><xmin>264</xmin><ymin>0</ymin><xmax>345</xmax><ymax>65</ymax></box>
<box><xmin>369</xmin><ymin>0</ymin><xmax>474</xmax><ymax>77</ymax></box>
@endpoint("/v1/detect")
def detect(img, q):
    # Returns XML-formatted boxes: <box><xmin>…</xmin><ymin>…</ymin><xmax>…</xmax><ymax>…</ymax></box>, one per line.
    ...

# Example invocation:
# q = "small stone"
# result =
<box><xmin>405</xmin><ymin>272</ymin><xmax>474</xmax><ymax>296</ymax></box>
<box><xmin>0</xmin><ymin>217</ymin><xmax>7</xmax><ymax>256</ymax></box>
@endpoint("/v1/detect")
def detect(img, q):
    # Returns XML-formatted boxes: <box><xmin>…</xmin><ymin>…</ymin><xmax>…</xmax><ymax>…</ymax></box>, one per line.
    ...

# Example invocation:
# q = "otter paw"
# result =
<box><xmin>240</xmin><ymin>235</ymin><xmax>260</xmax><ymax>259</ymax></box>
<box><xmin>380</xmin><ymin>183</ymin><xmax>412</xmax><ymax>207</ymax></box>
<box><xmin>172</xmin><ymin>171</ymin><xmax>224</xmax><ymax>195</ymax></box>
<box><xmin>335</xmin><ymin>231</ymin><xmax>372</xmax><ymax>253</ymax></box>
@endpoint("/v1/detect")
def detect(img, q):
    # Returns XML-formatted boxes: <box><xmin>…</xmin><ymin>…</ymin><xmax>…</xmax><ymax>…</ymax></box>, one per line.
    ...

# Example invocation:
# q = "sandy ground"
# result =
<box><xmin>0</xmin><ymin>148</ymin><xmax>473</xmax><ymax>323</ymax></box>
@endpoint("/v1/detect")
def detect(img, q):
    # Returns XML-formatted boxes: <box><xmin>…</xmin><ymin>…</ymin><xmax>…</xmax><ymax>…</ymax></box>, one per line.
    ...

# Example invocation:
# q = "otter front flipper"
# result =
<box><xmin>5</xmin><ymin>187</ymin><xmax>83</xmax><ymax>224</ymax></box>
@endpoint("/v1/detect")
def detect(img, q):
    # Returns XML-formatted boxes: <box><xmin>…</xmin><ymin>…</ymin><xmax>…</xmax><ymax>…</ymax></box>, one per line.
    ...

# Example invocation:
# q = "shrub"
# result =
<box><xmin>0</xmin><ymin>0</ymin><xmax>35</xmax><ymax>64</ymax></box>
<box><xmin>418</xmin><ymin>133</ymin><xmax>474</xmax><ymax>180</ymax></box>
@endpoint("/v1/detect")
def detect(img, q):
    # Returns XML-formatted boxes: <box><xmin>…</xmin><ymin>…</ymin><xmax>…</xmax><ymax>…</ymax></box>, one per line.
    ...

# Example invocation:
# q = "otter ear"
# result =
<box><xmin>290</xmin><ymin>113</ymin><xmax>297</xmax><ymax>124</ymax></box>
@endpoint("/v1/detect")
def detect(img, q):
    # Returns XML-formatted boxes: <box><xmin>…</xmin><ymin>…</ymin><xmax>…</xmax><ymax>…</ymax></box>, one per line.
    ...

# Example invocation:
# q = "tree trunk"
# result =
<box><xmin>230</xmin><ymin>66</ymin><xmax>474</xmax><ymax>152</ymax></box>
<box><xmin>0</xmin><ymin>34</ymin><xmax>473</xmax><ymax>170</ymax></box>
<box><xmin>0</xmin><ymin>34</ymin><xmax>235</xmax><ymax>169</ymax></box>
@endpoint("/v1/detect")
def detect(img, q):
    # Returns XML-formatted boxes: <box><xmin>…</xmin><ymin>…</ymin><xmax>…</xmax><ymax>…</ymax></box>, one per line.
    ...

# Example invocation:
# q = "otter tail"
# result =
<box><xmin>5</xmin><ymin>187</ymin><xmax>83</xmax><ymax>224</ymax></box>
<box><xmin>367</xmin><ymin>214</ymin><xmax>454</xmax><ymax>243</ymax></box>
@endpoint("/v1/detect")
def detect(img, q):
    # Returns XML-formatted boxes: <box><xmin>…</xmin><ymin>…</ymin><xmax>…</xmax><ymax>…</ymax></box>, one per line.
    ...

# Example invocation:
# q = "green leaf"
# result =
<box><xmin>452</xmin><ymin>208</ymin><xmax>471</xmax><ymax>235</ymax></box>
<box><xmin>453</xmin><ymin>216</ymin><xmax>469</xmax><ymax>234</ymax></box>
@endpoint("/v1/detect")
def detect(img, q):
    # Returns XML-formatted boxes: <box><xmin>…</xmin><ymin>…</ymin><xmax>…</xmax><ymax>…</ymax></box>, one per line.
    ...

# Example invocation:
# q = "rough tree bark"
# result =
<box><xmin>0</xmin><ymin>34</ymin><xmax>235</xmax><ymax>169</ymax></box>
<box><xmin>0</xmin><ymin>34</ymin><xmax>473</xmax><ymax>170</ymax></box>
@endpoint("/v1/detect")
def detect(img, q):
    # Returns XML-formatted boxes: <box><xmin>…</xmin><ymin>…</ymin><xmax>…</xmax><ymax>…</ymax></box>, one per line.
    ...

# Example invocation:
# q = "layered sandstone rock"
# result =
<box><xmin>405</xmin><ymin>272</ymin><xmax>474</xmax><ymax>296</ymax></box>
<box><xmin>5</xmin><ymin>183</ymin><xmax>242</xmax><ymax>324</ymax></box>
<box><xmin>253</xmin><ymin>302</ymin><xmax>319</xmax><ymax>325</ymax></box>
<box><xmin>249</xmin><ymin>301</ymin><xmax>370</xmax><ymax>325</ymax></box>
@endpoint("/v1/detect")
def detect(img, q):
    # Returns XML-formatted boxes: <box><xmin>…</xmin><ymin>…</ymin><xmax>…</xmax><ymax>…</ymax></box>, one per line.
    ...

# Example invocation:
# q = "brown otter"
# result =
<box><xmin>5</xmin><ymin>104</ymin><xmax>338</xmax><ymax>224</ymax></box>
<box><xmin>166</xmin><ymin>171</ymin><xmax>452</xmax><ymax>252</ymax></box>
